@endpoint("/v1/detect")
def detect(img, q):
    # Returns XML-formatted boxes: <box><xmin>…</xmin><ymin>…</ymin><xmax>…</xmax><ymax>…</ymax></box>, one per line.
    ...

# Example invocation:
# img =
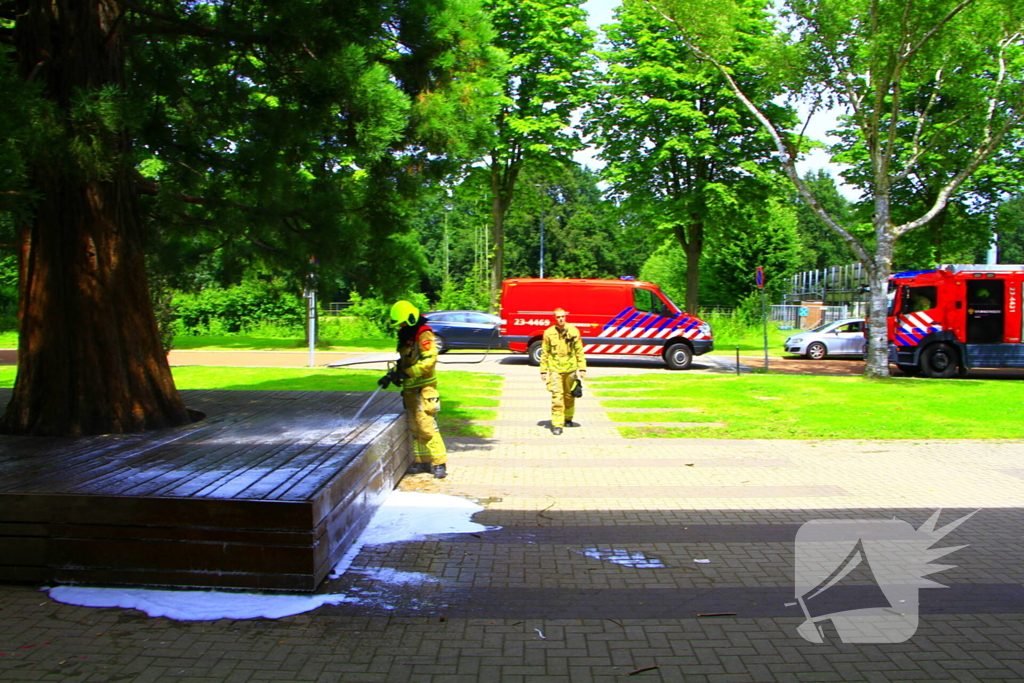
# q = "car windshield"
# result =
<box><xmin>807</xmin><ymin>321</ymin><xmax>840</xmax><ymax>334</ymax></box>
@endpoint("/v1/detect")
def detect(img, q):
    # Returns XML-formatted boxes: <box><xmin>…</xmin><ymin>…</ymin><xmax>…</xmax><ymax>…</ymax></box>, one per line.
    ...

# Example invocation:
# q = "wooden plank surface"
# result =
<box><xmin>0</xmin><ymin>389</ymin><xmax>404</xmax><ymax>502</ymax></box>
<box><xmin>0</xmin><ymin>389</ymin><xmax>411</xmax><ymax>591</ymax></box>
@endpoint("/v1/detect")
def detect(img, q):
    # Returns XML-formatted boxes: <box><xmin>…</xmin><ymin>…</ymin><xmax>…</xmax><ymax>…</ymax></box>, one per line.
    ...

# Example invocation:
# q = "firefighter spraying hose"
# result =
<box><xmin>349</xmin><ymin>360</ymin><xmax>402</xmax><ymax>423</ymax></box>
<box><xmin>383</xmin><ymin>301</ymin><xmax>448</xmax><ymax>478</ymax></box>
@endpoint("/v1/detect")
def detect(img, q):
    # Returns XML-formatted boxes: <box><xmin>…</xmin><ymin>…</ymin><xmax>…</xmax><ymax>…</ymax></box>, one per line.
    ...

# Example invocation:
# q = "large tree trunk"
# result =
<box><xmin>489</xmin><ymin>191</ymin><xmax>505</xmax><ymax>314</ymax></box>
<box><xmin>863</xmin><ymin>229</ymin><xmax>896</xmax><ymax>379</ymax></box>
<box><xmin>674</xmin><ymin>220</ymin><xmax>703</xmax><ymax>313</ymax></box>
<box><xmin>3</xmin><ymin>0</ymin><xmax>191</xmax><ymax>436</ymax></box>
<box><xmin>489</xmin><ymin>159</ymin><xmax>516</xmax><ymax>314</ymax></box>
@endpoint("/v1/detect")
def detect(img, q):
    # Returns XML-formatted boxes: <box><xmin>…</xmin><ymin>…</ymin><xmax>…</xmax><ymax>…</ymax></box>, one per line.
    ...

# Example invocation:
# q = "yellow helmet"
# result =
<box><xmin>389</xmin><ymin>300</ymin><xmax>419</xmax><ymax>327</ymax></box>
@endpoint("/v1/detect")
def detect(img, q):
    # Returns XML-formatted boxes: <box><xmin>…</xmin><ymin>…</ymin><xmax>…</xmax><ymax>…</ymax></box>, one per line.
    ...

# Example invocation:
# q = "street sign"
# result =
<box><xmin>755</xmin><ymin>266</ymin><xmax>765</xmax><ymax>289</ymax></box>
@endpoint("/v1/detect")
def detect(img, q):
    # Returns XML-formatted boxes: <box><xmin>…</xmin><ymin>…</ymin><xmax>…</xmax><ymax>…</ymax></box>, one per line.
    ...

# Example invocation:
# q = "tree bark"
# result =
<box><xmin>3</xmin><ymin>0</ymin><xmax>191</xmax><ymax>436</ymax></box>
<box><xmin>489</xmin><ymin>158</ymin><xmax>517</xmax><ymax>314</ymax></box>
<box><xmin>673</xmin><ymin>219</ymin><xmax>703</xmax><ymax>313</ymax></box>
<box><xmin>489</xmin><ymin>190</ymin><xmax>505</xmax><ymax>314</ymax></box>
<box><xmin>863</xmin><ymin>225</ymin><xmax>897</xmax><ymax>379</ymax></box>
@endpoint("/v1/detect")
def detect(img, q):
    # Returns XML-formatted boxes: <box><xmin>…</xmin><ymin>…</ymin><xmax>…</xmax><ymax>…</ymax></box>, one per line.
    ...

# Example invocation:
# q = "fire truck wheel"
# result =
<box><xmin>921</xmin><ymin>343</ymin><xmax>958</xmax><ymax>379</ymax></box>
<box><xmin>527</xmin><ymin>340</ymin><xmax>543</xmax><ymax>367</ymax></box>
<box><xmin>434</xmin><ymin>334</ymin><xmax>448</xmax><ymax>354</ymax></box>
<box><xmin>663</xmin><ymin>343</ymin><xmax>693</xmax><ymax>370</ymax></box>
<box><xmin>805</xmin><ymin>342</ymin><xmax>827</xmax><ymax>360</ymax></box>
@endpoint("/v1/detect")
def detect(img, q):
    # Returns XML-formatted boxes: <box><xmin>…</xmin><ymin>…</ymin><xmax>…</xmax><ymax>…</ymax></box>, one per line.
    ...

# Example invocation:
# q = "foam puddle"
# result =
<box><xmin>47</xmin><ymin>491</ymin><xmax>493</xmax><ymax>621</ymax></box>
<box><xmin>574</xmin><ymin>548</ymin><xmax>667</xmax><ymax>568</ymax></box>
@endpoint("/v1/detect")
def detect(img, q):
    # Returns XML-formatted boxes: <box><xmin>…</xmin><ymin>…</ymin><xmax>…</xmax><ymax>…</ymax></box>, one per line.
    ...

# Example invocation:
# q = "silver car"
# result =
<box><xmin>784</xmin><ymin>318</ymin><xmax>867</xmax><ymax>360</ymax></box>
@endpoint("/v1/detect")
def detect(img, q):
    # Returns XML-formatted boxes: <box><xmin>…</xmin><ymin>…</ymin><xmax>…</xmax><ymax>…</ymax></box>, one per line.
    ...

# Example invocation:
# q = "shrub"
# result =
<box><xmin>317</xmin><ymin>315</ymin><xmax>388</xmax><ymax>342</ymax></box>
<box><xmin>346</xmin><ymin>291</ymin><xmax>431</xmax><ymax>336</ymax></box>
<box><xmin>0</xmin><ymin>254</ymin><xmax>18</xmax><ymax>334</ymax></box>
<box><xmin>434</xmin><ymin>278</ymin><xmax>489</xmax><ymax>312</ymax></box>
<box><xmin>173</xmin><ymin>278</ymin><xmax>305</xmax><ymax>335</ymax></box>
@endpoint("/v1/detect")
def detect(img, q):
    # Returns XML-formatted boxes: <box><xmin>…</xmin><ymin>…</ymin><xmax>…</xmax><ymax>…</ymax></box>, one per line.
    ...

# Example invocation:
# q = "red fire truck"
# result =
<box><xmin>499</xmin><ymin>278</ymin><xmax>714</xmax><ymax>370</ymax></box>
<box><xmin>888</xmin><ymin>264</ymin><xmax>1024</xmax><ymax>377</ymax></box>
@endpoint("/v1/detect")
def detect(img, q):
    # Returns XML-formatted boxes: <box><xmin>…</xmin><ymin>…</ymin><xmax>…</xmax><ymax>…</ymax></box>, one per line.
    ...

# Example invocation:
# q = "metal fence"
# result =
<box><xmin>770</xmin><ymin>304</ymin><xmax>866</xmax><ymax>327</ymax></box>
<box><xmin>784</xmin><ymin>263</ymin><xmax>870</xmax><ymax>304</ymax></box>
<box><xmin>324</xmin><ymin>302</ymin><xmax>355</xmax><ymax>316</ymax></box>
<box><xmin>700</xmin><ymin>304</ymin><xmax>867</xmax><ymax>329</ymax></box>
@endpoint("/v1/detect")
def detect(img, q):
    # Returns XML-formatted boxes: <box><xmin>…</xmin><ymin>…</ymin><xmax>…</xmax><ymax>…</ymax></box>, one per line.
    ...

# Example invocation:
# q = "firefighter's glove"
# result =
<box><xmin>571</xmin><ymin>379</ymin><xmax>583</xmax><ymax>398</ymax></box>
<box><xmin>377</xmin><ymin>368</ymin><xmax>406</xmax><ymax>389</ymax></box>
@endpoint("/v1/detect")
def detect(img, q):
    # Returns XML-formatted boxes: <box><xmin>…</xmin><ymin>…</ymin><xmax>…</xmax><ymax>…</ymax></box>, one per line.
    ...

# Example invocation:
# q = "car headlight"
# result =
<box><xmin>788</xmin><ymin>337</ymin><xmax>803</xmax><ymax>344</ymax></box>
<box><xmin>698</xmin><ymin>322</ymin><xmax>711</xmax><ymax>336</ymax></box>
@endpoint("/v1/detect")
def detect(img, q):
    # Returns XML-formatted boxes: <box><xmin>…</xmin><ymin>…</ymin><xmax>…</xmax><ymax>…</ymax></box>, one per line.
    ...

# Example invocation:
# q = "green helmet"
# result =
<box><xmin>389</xmin><ymin>300</ymin><xmax>419</xmax><ymax>327</ymax></box>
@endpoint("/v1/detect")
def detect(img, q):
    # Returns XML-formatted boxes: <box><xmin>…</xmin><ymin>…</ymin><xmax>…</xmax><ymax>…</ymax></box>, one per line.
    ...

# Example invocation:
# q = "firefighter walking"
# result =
<box><xmin>540</xmin><ymin>307</ymin><xmax>587</xmax><ymax>435</ymax></box>
<box><xmin>379</xmin><ymin>300</ymin><xmax>447</xmax><ymax>478</ymax></box>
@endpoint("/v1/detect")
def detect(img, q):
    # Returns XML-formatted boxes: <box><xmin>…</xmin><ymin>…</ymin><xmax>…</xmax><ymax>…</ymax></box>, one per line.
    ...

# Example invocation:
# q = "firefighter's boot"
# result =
<box><xmin>431</xmin><ymin>464</ymin><xmax>447</xmax><ymax>479</ymax></box>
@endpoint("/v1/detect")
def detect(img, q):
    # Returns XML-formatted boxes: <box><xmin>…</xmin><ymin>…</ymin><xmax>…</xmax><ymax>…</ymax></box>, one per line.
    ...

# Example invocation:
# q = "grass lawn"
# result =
<box><xmin>0</xmin><ymin>330</ymin><xmax>398</xmax><ymax>353</ymax></box>
<box><xmin>710</xmin><ymin>323</ymin><xmax>796</xmax><ymax>358</ymax></box>
<box><xmin>590</xmin><ymin>373</ymin><xmax>1024</xmax><ymax>439</ymax></box>
<box><xmin>0</xmin><ymin>322</ymin><xmax>804</xmax><ymax>357</ymax></box>
<box><xmin>0</xmin><ymin>366</ymin><xmax>502</xmax><ymax>438</ymax></box>
<box><xmin>170</xmin><ymin>334</ymin><xmax>394</xmax><ymax>353</ymax></box>
<box><xmin>0</xmin><ymin>321</ymin><xmax>808</xmax><ymax>360</ymax></box>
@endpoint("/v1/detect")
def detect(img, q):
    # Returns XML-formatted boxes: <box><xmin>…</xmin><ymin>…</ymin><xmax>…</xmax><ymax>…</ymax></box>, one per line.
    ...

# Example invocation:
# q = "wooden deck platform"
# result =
<box><xmin>0</xmin><ymin>389</ymin><xmax>410</xmax><ymax>592</ymax></box>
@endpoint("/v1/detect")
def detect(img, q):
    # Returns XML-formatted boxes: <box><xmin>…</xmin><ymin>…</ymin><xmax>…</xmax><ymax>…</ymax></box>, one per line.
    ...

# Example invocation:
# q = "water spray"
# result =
<box><xmin>351</xmin><ymin>361</ymin><xmax>398</xmax><ymax>423</ymax></box>
<box><xmin>351</xmin><ymin>384</ymin><xmax>384</xmax><ymax>424</ymax></box>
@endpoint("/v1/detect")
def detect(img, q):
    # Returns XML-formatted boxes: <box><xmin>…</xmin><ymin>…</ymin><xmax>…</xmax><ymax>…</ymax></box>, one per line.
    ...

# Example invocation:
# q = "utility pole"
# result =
<box><xmin>756</xmin><ymin>266</ymin><xmax>768</xmax><ymax>372</ymax></box>
<box><xmin>443</xmin><ymin>208</ymin><xmax>450</xmax><ymax>290</ymax></box>
<box><xmin>539</xmin><ymin>204</ymin><xmax>545</xmax><ymax>278</ymax></box>
<box><xmin>304</xmin><ymin>261</ymin><xmax>318</xmax><ymax>368</ymax></box>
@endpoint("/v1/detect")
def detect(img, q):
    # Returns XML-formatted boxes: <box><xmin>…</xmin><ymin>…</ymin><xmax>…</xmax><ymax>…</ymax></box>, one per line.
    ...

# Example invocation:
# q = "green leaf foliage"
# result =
<box><xmin>172</xmin><ymin>277</ymin><xmax>306</xmax><ymax>335</ymax></box>
<box><xmin>994</xmin><ymin>194</ymin><xmax>1024</xmax><ymax>264</ymax></box>
<box><xmin>2</xmin><ymin>0</ymin><xmax>506</xmax><ymax>296</ymax></box>
<box><xmin>482</xmin><ymin>0</ymin><xmax>597</xmax><ymax>306</ymax></box>
<box><xmin>700</xmin><ymin>196</ymin><xmax>804</xmax><ymax>308</ymax></box>
<box><xmin>585</xmin><ymin>0</ymin><xmax>795</xmax><ymax>311</ymax></box>
<box><xmin>790</xmin><ymin>170</ymin><xmax>858</xmax><ymax>270</ymax></box>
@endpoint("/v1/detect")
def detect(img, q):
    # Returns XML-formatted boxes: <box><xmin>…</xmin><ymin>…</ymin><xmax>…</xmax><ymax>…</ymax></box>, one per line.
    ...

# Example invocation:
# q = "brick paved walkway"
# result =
<box><xmin>3</xmin><ymin>356</ymin><xmax>1024</xmax><ymax>682</ymax></box>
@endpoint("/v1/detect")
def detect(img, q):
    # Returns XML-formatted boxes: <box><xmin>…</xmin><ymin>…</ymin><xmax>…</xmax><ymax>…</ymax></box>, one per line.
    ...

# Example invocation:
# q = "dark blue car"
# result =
<box><xmin>425</xmin><ymin>310</ymin><xmax>501</xmax><ymax>353</ymax></box>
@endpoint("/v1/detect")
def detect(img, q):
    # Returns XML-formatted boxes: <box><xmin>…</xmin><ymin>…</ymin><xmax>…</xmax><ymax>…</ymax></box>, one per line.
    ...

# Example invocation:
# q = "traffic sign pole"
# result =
<box><xmin>756</xmin><ymin>267</ymin><xmax>768</xmax><ymax>372</ymax></box>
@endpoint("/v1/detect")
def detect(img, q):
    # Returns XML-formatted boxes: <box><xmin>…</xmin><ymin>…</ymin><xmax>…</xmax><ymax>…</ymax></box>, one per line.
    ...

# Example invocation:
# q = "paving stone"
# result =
<box><xmin>4</xmin><ymin>359</ymin><xmax>1024</xmax><ymax>682</ymax></box>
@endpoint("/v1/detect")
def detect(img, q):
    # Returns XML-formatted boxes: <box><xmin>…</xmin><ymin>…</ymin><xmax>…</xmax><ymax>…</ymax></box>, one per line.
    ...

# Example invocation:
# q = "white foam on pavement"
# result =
<box><xmin>46</xmin><ymin>585</ymin><xmax>358</xmax><ymax>622</ymax></box>
<box><xmin>575</xmin><ymin>547</ymin><xmax>667</xmax><ymax>568</ymax></box>
<box><xmin>47</xmin><ymin>492</ymin><xmax>493</xmax><ymax>621</ymax></box>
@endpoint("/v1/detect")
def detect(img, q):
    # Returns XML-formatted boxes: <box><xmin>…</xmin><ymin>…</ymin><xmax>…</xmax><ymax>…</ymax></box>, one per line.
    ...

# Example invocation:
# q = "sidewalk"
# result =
<box><xmin>2</xmin><ymin>357</ymin><xmax>1024</xmax><ymax>682</ymax></box>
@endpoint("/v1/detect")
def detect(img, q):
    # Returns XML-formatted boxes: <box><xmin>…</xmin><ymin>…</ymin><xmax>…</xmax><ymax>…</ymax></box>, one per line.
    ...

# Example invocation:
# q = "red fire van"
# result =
<box><xmin>499</xmin><ymin>278</ymin><xmax>714</xmax><ymax>369</ymax></box>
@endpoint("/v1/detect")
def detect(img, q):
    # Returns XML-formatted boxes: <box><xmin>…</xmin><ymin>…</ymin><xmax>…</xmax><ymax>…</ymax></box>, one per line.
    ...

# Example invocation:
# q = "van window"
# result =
<box><xmin>633</xmin><ymin>288</ymin><xmax>670</xmax><ymax>316</ymax></box>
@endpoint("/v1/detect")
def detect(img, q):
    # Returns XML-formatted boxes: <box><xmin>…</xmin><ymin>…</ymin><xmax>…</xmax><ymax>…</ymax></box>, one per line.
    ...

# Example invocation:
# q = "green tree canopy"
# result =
<box><xmin>483</xmin><ymin>0</ymin><xmax>596</xmax><ymax>309</ymax></box>
<box><xmin>791</xmin><ymin>169</ymin><xmax>857</xmax><ymax>271</ymax></box>
<box><xmin>585</xmin><ymin>0</ymin><xmax>793</xmax><ymax>312</ymax></box>
<box><xmin>0</xmin><ymin>0</ymin><xmax>504</xmax><ymax>435</ymax></box>
<box><xmin>655</xmin><ymin>0</ymin><xmax>1024</xmax><ymax>377</ymax></box>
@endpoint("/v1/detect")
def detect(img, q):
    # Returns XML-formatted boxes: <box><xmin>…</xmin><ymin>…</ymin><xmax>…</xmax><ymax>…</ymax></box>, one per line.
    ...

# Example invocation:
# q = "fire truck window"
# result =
<box><xmin>633</xmin><ymin>288</ymin><xmax>657</xmax><ymax>313</ymax></box>
<box><xmin>968</xmin><ymin>281</ymin><xmax>1001</xmax><ymax>306</ymax></box>
<box><xmin>906</xmin><ymin>286</ymin><xmax>937</xmax><ymax>313</ymax></box>
<box><xmin>966</xmin><ymin>279</ymin><xmax>1004</xmax><ymax>344</ymax></box>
